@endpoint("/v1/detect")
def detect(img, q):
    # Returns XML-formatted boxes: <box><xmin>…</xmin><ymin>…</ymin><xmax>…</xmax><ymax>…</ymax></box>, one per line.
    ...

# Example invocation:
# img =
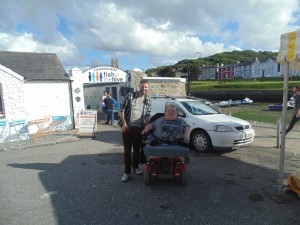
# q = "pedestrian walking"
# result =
<box><xmin>286</xmin><ymin>85</ymin><xmax>300</xmax><ymax>134</ymax></box>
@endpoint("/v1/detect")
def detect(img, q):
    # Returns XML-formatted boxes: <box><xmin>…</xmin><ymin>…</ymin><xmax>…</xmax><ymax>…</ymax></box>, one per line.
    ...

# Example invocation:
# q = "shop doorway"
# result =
<box><xmin>105</xmin><ymin>87</ymin><xmax>117</xmax><ymax>100</ymax></box>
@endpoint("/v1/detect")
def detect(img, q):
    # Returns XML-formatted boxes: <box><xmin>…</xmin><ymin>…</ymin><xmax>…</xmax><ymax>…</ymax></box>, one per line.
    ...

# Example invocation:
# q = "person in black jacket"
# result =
<box><xmin>103</xmin><ymin>94</ymin><xmax>115</xmax><ymax>125</ymax></box>
<box><xmin>286</xmin><ymin>85</ymin><xmax>300</xmax><ymax>134</ymax></box>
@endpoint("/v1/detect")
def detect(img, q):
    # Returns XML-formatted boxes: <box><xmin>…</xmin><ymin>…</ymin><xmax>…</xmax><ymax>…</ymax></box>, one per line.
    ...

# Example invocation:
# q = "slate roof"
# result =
<box><xmin>0</xmin><ymin>51</ymin><xmax>69</xmax><ymax>81</ymax></box>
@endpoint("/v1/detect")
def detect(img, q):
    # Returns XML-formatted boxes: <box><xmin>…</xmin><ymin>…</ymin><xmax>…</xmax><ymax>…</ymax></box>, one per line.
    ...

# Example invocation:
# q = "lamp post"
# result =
<box><xmin>187</xmin><ymin>67</ymin><xmax>191</xmax><ymax>96</ymax></box>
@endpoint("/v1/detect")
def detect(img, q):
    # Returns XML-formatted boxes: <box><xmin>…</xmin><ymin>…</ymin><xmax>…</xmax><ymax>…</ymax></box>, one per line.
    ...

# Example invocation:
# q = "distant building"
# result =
<box><xmin>234</xmin><ymin>61</ymin><xmax>252</xmax><ymax>78</ymax></box>
<box><xmin>198</xmin><ymin>57</ymin><xmax>300</xmax><ymax>80</ymax></box>
<box><xmin>218</xmin><ymin>63</ymin><xmax>235</xmax><ymax>79</ymax></box>
<box><xmin>200</xmin><ymin>65</ymin><xmax>218</xmax><ymax>80</ymax></box>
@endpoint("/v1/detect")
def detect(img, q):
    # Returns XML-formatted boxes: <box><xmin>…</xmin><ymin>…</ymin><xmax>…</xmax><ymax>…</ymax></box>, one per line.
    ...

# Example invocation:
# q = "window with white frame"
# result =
<box><xmin>268</xmin><ymin>62</ymin><xmax>272</xmax><ymax>74</ymax></box>
<box><xmin>268</xmin><ymin>61</ymin><xmax>272</xmax><ymax>67</ymax></box>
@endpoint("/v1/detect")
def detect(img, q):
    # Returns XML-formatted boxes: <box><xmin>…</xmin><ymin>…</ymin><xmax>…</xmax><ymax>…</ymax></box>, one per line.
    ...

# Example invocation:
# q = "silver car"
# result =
<box><xmin>150</xmin><ymin>97</ymin><xmax>255</xmax><ymax>152</ymax></box>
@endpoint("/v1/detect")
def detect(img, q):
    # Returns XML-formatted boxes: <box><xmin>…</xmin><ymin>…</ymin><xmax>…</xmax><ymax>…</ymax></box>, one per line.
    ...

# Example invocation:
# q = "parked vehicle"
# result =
<box><xmin>229</xmin><ymin>99</ymin><xmax>239</xmax><ymax>106</ymax></box>
<box><xmin>237</xmin><ymin>97</ymin><xmax>253</xmax><ymax>104</ymax></box>
<box><xmin>215</xmin><ymin>100</ymin><xmax>231</xmax><ymax>108</ymax></box>
<box><xmin>150</xmin><ymin>96</ymin><xmax>255</xmax><ymax>153</ymax></box>
<box><xmin>267</xmin><ymin>97</ymin><xmax>295</xmax><ymax>111</ymax></box>
<box><xmin>215</xmin><ymin>99</ymin><xmax>240</xmax><ymax>107</ymax></box>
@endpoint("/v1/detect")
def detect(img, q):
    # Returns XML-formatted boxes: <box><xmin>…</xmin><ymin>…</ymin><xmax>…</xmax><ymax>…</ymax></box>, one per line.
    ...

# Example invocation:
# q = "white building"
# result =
<box><xmin>0</xmin><ymin>51</ymin><xmax>74</xmax><ymax>142</ymax></box>
<box><xmin>68</xmin><ymin>66</ymin><xmax>133</xmax><ymax>114</ymax></box>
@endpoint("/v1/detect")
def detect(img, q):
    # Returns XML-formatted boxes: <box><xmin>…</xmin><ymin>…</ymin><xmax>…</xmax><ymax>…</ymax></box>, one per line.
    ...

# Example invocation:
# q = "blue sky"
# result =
<box><xmin>1</xmin><ymin>0</ymin><xmax>300</xmax><ymax>72</ymax></box>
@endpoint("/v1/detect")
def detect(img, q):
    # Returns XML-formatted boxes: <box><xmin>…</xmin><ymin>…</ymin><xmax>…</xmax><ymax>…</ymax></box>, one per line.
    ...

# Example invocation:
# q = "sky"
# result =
<box><xmin>0</xmin><ymin>0</ymin><xmax>300</xmax><ymax>72</ymax></box>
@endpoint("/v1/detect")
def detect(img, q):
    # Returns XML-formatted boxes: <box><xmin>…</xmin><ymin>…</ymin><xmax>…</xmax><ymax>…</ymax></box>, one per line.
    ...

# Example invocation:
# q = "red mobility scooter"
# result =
<box><xmin>143</xmin><ymin>136</ymin><xmax>190</xmax><ymax>185</ymax></box>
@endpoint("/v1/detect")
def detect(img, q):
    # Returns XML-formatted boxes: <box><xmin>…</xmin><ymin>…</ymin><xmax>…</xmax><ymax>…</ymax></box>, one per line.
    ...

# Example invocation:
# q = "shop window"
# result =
<box><xmin>0</xmin><ymin>84</ymin><xmax>4</xmax><ymax>118</ymax></box>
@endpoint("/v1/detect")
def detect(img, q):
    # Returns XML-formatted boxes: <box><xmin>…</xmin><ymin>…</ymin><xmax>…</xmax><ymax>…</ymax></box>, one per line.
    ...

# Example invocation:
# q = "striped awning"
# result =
<box><xmin>277</xmin><ymin>30</ymin><xmax>300</xmax><ymax>70</ymax></box>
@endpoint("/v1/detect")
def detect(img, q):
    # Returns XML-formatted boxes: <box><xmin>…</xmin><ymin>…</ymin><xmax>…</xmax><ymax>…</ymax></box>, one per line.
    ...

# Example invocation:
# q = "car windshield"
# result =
<box><xmin>180</xmin><ymin>100</ymin><xmax>219</xmax><ymax>115</ymax></box>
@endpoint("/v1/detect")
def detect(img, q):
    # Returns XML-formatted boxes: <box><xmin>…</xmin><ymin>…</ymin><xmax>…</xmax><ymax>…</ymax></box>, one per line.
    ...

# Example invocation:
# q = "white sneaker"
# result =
<box><xmin>121</xmin><ymin>173</ymin><xmax>130</xmax><ymax>182</ymax></box>
<box><xmin>134</xmin><ymin>168</ymin><xmax>143</xmax><ymax>175</ymax></box>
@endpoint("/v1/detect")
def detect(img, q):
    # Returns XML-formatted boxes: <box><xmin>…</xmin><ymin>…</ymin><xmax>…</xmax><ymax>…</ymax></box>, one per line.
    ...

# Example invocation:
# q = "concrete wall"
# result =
<box><xmin>146</xmin><ymin>78</ymin><xmax>187</xmax><ymax>97</ymax></box>
<box><xmin>130</xmin><ymin>73</ymin><xmax>187</xmax><ymax>97</ymax></box>
<box><xmin>24</xmin><ymin>82</ymin><xmax>72</xmax><ymax>121</ymax></box>
<box><xmin>24</xmin><ymin>81</ymin><xmax>73</xmax><ymax>134</ymax></box>
<box><xmin>131</xmin><ymin>70</ymin><xmax>146</xmax><ymax>90</ymax></box>
<box><xmin>84</xmin><ymin>86</ymin><xmax>102</xmax><ymax>111</ymax></box>
<box><xmin>0</xmin><ymin>65</ymin><xmax>25</xmax><ymax>121</ymax></box>
<box><xmin>69</xmin><ymin>68</ymin><xmax>86</xmax><ymax>128</ymax></box>
<box><xmin>130</xmin><ymin>71</ymin><xmax>186</xmax><ymax>96</ymax></box>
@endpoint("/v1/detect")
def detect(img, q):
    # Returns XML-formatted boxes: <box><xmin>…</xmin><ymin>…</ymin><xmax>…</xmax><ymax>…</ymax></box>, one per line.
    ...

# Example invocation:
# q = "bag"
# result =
<box><xmin>287</xmin><ymin>170</ymin><xmax>300</xmax><ymax>197</ymax></box>
<box><xmin>118</xmin><ymin>118</ymin><xmax>123</xmax><ymax>127</ymax></box>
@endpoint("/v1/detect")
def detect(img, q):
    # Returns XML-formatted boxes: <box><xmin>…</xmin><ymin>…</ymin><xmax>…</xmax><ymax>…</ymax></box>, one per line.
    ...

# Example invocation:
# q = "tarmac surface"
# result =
<box><xmin>0</xmin><ymin>119</ymin><xmax>300</xmax><ymax>225</ymax></box>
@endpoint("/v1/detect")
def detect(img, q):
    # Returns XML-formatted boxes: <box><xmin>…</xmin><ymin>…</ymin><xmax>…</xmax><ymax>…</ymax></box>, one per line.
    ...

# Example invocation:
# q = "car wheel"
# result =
<box><xmin>191</xmin><ymin>130</ymin><xmax>212</xmax><ymax>153</ymax></box>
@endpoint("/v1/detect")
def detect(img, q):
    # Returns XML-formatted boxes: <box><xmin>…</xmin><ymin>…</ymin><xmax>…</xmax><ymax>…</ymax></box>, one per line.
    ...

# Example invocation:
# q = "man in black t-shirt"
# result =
<box><xmin>103</xmin><ymin>95</ymin><xmax>115</xmax><ymax>125</ymax></box>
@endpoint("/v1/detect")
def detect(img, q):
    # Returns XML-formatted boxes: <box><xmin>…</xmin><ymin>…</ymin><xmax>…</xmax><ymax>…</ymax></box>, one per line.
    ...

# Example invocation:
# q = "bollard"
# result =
<box><xmin>276</xmin><ymin>116</ymin><xmax>281</xmax><ymax>148</ymax></box>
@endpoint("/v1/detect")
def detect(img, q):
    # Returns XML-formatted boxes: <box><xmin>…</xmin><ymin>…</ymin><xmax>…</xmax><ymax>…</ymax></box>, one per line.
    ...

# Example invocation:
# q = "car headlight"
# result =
<box><xmin>214</xmin><ymin>125</ymin><xmax>234</xmax><ymax>132</ymax></box>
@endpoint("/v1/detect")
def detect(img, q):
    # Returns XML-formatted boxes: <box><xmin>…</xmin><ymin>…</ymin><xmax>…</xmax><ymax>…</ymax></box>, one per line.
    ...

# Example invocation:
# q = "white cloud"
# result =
<box><xmin>0</xmin><ymin>32</ymin><xmax>79</xmax><ymax>64</ymax></box>
<box><xmin>0</xmin><ymin>0</ymin><xmax>300</xmax><ymax>70</ymax></box>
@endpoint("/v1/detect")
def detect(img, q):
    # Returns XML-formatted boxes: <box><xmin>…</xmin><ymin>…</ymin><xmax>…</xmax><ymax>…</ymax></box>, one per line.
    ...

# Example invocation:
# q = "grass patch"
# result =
<box><xmin>219</xmin><ymin>103</ymin><xmax>294</xmax><ymax>124</ymax></box>
<box><xmin>232</xmin><ymin>111</ymin><xmax>283</xmax><ymax>123</ymax></box>
<box><xmin>190</xmin><ymin>80</ymin><xmax>300</xmax><ymax>91</ymax></box>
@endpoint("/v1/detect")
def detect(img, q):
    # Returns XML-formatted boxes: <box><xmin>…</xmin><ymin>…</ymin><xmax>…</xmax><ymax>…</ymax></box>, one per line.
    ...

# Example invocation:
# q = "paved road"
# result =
<box><xmin>0</xmin><ymin>122</ymin><xmax>299</xmax><ymax>225</ymax></box>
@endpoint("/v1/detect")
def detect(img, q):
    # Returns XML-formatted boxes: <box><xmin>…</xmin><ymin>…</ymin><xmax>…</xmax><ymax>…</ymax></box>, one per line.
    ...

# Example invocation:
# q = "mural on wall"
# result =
<box><xmin>82</xmin><ymin>66</ymin><xmax>128</xmax><ymax>83</ymax></box>
<box><xmin>0</xmin><ymin>116</ymin><xmax>73</xmax><ymax>144</ymax></box>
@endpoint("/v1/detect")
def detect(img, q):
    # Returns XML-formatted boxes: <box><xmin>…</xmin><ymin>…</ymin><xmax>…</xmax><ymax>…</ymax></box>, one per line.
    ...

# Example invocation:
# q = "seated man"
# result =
<box><xmin>141</xmin><ymin>105</ymin><xmax>190</xmax><ymax>145</ymax></box>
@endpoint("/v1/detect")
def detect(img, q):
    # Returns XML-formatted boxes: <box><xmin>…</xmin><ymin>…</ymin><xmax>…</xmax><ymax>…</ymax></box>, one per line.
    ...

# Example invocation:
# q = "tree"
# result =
<box><xmin>183</xmin><ymin>65</ymin><xmax>200</xmax><ymax>81</ymax></box>
<box><xmin>158</xmin><ymin>66</ymin><xmax>176</xmax><ymax>77</ymax></box>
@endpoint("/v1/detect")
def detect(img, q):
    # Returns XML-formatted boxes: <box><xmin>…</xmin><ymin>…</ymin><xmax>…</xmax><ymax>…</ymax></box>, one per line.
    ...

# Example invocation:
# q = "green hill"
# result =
<box><xmin>145</xmin><ymin>50</ymin><xmax>278</xmax><ymax>78</ymax></box>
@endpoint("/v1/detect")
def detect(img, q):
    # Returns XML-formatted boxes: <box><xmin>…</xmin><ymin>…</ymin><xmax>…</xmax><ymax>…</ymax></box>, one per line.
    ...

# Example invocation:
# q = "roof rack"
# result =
<box><xmin>150</xmin><ymin>95</ymin><xmax>212</xmax><ymax>105</ymax></box>
<box><xmin>151</xmin><ymin>95</ymin><xmax>176</xmax><ymax>100</ymax></box>
<box><xmin>151</xmin><ymin>94</ymin><xmax>194</xmax><ymax>100</ymax></box>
